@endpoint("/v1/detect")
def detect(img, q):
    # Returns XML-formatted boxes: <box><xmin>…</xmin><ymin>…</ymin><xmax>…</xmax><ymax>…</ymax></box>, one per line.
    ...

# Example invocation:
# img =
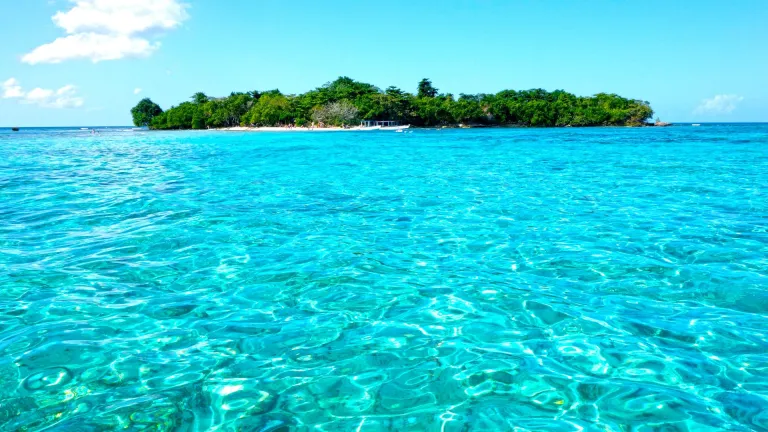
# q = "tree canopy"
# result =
<box><xmin>191</xmin><ymin>92</ymin><xmax>209</xmax><ymax>104</ymax></box>
<box><xmin>130</xmin><ymin>98</ymin><xmax>163</xmax><ymax>127</ymax></box>
<box><xmin>312</xmin><ymin>100</ymin><xmax>359</xmax><ymax>126</ymax></box>
<box><xmin>133</xmin><ymin>77</ymin><xmax>654</xmax><ymax>130</ymax></box>
<box><xmin>417</xmin><ymin>78</ymin><xmax>439</xmax><ymax>98</ymax></box>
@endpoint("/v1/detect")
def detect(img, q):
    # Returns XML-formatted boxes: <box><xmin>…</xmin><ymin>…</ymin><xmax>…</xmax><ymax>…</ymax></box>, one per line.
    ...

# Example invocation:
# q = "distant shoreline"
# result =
<box><xmin>209</xmin><ymin>123</ymin><xmax>671</xmax><ymax>132</ymax></box>
<box><xmin>11</xmin><ymin>122</ymin><xmax>768</xmax><ymax>130</ymax></box>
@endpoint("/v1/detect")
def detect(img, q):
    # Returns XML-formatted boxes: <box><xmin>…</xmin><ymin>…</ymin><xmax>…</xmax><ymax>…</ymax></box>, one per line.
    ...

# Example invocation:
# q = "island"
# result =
<box><xmin>131</xmin><ymin>77</ymin><xmax>655</xmax><ymax>130</ymax></box>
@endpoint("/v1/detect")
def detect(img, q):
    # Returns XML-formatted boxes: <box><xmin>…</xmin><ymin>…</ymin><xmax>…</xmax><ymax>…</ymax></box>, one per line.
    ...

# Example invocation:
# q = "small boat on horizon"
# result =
<box><xmin>11</xmin><ymin>127</ymin><xmax>19</xmax><ymax>131</ymax></box>
<box><xmin>692</xmin><ymin>124</ymin><xmax>701</xmax><ymax>127</ymax></box>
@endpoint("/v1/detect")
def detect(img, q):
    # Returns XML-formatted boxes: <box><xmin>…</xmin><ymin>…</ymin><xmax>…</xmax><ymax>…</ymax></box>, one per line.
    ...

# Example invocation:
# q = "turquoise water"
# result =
<box><xmin>1</xmin><ymin>125</ymin><xmax>767</xmax><ymax>431</ymax></box>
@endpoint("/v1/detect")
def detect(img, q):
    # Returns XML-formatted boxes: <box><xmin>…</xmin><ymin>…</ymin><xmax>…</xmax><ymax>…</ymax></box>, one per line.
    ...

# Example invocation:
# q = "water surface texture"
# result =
<box><xmin>1</xmin><ymin>125</ymin><xmax>767</xmax><ymax>431</ymax></box>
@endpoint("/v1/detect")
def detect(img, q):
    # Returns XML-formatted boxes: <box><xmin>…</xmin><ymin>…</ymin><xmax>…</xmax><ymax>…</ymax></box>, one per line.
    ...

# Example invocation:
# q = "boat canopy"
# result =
<box><xmin>360</xmin><ymin>120</ymin><xmax>400</xmax><ymax>127</ymax></box>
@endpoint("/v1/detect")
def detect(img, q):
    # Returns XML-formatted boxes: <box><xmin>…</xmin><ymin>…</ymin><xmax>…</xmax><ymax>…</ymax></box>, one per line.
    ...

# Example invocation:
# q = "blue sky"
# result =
<box><xmin>1</xmin><ymin>0</ymin><xmax>766</xmax><ymax>126</ymax></box>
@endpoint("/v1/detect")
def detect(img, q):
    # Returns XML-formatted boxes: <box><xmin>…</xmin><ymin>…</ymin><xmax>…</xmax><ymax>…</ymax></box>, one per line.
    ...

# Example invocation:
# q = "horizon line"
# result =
<box><xmin>5</xmin><ymin>122</ymin><xmax>768</xmax><ymax>128</ymax></box>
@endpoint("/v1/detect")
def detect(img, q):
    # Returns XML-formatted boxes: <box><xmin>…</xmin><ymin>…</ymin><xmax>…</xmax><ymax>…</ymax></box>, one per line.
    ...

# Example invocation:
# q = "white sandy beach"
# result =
<box><xmin>217</xmin><ymin>126</ymin><xmax>371</xmax><ymax>132</ymax></box>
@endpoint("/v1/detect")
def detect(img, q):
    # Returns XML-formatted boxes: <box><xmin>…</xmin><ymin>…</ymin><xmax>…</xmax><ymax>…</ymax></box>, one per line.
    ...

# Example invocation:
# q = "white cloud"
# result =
<box><xmin>23</xmin><ymin>0</ymin><xmax>189</xmax><ymax>64</ymax></box>
<box><xmin>53</xmin><ymin>0</ymin><xmax>189</xmax><ymax>35</ymax></box>
<box><xmin>2</xmin><ymin>78</ymin><xmax>84</xmax><ymax>108</ymax></box>
<box><xmin>2</xmin><ymin>78</ymin><xmax>24</xmax><ymax>98</ymax></box>
<box><xmin>23</xmin><ymin>33</ymin><xmax>158</xmax><ymax>64</ymax></box>
<box><xmin>134</xmin><ymin>87</ymin><xmax>142</xmax><ymax>95</ymax></box>
<box><xmin>694</xmin><ymin>94</ymin><xmax>744</xmax><ymax>115</ymax></box>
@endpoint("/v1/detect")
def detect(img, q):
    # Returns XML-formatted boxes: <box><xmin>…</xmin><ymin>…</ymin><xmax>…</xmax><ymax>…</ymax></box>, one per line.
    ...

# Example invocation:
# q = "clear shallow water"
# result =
<box><xmin>1</xmin><ymin>125</ymin><xmax>767</xmax><ymax>431</ymax></box>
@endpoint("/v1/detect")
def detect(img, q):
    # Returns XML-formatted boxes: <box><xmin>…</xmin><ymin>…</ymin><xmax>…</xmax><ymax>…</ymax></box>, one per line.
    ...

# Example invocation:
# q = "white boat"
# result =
<box><xmin>359</xmin><ymin>120</ymin><xmax>409</xmax><ymax>131</ymax></box>
<box><xmin>382</xmin><ymin>125</ymin><xmax>410</xmax><ymax>131</ymax></box>
<box><xmin>692</xmin><ymin>124</ymin><xmax>701</xmax><ymax>127</ymax></box>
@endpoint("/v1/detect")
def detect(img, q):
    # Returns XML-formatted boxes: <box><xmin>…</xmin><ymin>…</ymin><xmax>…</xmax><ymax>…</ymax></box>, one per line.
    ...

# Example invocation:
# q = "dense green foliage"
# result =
<box><xmin>417</xmin><ymin>78</ymin><xmax>439</xmax><ymax>98</ymax></box>
<box><xmin>139</xmin><ymin>77</ymin><xmax>653</xmax><ymax>129</ymax></box>
<box><xmin>130</xmin><ymin>98</ymin><xmax>163</xmax><ymax>127</ymax></box>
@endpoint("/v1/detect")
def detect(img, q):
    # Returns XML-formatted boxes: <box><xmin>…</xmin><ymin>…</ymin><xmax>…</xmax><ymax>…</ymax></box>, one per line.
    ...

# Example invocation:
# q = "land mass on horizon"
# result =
<box><xmin>131</xmin><ymin>77</ymin><xmax>656</xmax><ymax>130</ymax></box>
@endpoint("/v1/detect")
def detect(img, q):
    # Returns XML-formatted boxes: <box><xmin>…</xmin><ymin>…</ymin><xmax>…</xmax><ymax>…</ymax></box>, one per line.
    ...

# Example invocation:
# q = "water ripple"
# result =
<box><xmin>1</xmin><ymin>126</ymin><xmax>767</xmax><ymax>430</ymax></box>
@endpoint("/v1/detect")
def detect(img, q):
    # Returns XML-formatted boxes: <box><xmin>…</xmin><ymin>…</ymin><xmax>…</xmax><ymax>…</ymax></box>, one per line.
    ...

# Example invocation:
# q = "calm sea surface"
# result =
<box><xmin>1</xmin><ymin>125</ymin><xmax>767</xmax><ymax>431</ymax></box>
